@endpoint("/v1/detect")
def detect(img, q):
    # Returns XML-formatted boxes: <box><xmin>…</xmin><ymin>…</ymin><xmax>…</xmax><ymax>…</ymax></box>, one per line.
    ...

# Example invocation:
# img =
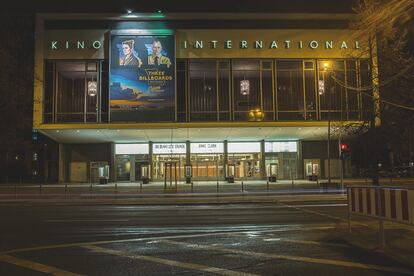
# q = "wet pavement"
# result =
<box><xmin>0</xmin><ymin>198</ymin><xmax>413</xmax><ymax>275</ymax></box>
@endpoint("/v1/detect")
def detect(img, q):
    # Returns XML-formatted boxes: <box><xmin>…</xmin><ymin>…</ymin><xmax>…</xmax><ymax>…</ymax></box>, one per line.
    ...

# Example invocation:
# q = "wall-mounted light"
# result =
<box><xmin>240</xmin><ymin>79</ymin><xmax>250</xmax><ymax>95</ymax></box>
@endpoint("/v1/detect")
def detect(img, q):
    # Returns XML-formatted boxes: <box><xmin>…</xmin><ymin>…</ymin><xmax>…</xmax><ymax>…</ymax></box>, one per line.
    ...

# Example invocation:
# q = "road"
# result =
<box><xmin>0</xmin><ymin>197</ymin><xmax>413</xmax><ymax>275</ymax></box>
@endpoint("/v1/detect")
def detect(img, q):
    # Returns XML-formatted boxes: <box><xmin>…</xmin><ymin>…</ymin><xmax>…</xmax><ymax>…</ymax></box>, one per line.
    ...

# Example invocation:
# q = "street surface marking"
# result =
<box><xmin>280</xmin><ymin>202</ymin><xmax>369</xmax><ymax>227</ymax></box>
<box><xmin>0</xmin><ymin>254</ymin><xmax>82</xmax><ymax>276</ymax></box>
<box><xmin>160</xmin><ymin>240</ymin><xmax>414</xmax><ymax>275</ymax></box>
<box><xmin>262</xmin><ymin>238</ymin><xmax>352</xmax><ymax>248</ymax></box>
<box><xmin>0</xmin><ymin>224</ymin><xmax>340</xmax><ymax>255</ymax></box>
<box><xmin>82</xmin><ymin>244</ymin><xmax>259</xmax><ymax>276</ymax></box>
<box><xmin>230</xmin><ymin>233</ymin><xmax>352</xmax><ymax>248</ymax></box>
<box><xmin>45</xmin><ymin>219</ymin><xmax>129</xmax><ymax>223</ymax></box>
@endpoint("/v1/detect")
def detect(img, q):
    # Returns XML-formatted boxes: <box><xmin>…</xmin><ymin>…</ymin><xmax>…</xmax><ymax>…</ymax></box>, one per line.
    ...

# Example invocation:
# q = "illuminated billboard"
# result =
<box><xmin>109</xmin><ymin>34</ymin><xmax>175</xmax><ymax>122</ymax></box>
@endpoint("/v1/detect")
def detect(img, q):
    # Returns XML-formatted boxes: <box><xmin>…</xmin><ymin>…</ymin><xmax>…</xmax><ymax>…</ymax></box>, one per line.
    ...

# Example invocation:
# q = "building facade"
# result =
<box><xmin>33</xmin><ymin>12</ymin><xmax>377</xmax><ymax>183</ymax></box>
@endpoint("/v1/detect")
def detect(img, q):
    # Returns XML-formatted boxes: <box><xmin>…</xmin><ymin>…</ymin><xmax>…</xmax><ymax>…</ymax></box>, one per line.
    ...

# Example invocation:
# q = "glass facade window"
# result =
<box><xmin>265</xmin><ymin>152</ymin><xmax>298</xmax><ymax>179</ymax></box>
<box><xmin>318</xmin><ymin>60</ymin><xmax>346</xmax><ymax>120</ymax></box>
<box><xmin>56</xmin><ymin>61</ymin><xmax>98</xmax><ymax>123</ymax></box>
<box><xmin>115</xmin><ymin>155</ymin><xmax>131</xmax><ymax>181</ymax></box>
<box><xmin>360</xmin><ymin>59</ymin><xmax>373</xmax><ymax>120</ymax></box>
<box><xmin>276</xmin><ymin>60</ymin><xmax>304</xmax><ymax>120</ymax></box>
<box><xmin>176</xmin><ymin>59</ymin><xmax>187</xmax><ymax>122</ymax></box>
<box><xmin>218</xmin><ymin>60</ymin><xmax>231</xmax><ymax>121</ymax></box>
<box><xmin>233</xmin><ymin>60</ymin><xmax>261</xmax><ymax>121</ymax></box>
<box><xmin>42</xmin><ymin>58</ymin><xmax>371</xmax><ymax>124</ymax></box>
<box><xmin>190</xmin><ymin>154</ymin><xmax>224</xmax><ymax>179</ymax></box>
<box><xmin>43</xmin><ymin>60</ymin><xmax>104</xmax><ymax>123</ymax></box>
<box><xmin>189</xmin><ymin>60</ymin><xmax>218</xmax><ymax>121</ymax></box>
<box><xmin>228</xmin><ymin>153</ymin><xmax>261</xmax><ymax>178</ymax></box>
<box><xmin>152</xmin><ymin>154</ymin><xmax>186</xmax><ymax>180</ymax></box>
<box><xmin>303</xmin><ymin>60</ymin><xmax>317</xmax><ymax>120</ymax></box>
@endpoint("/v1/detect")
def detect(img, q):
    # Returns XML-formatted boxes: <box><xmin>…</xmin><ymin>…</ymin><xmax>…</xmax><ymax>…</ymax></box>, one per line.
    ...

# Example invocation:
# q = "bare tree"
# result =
<box><xmin>347</xmin><ymin>0</ymin><xmax>414</xmax><ymax>181</ymax></box>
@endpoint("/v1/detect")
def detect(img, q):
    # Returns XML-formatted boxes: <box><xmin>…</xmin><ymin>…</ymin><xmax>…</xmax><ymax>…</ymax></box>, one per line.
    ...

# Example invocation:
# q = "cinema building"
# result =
<box><xmin>33</xmin><ymin>12</ymin><xmax>377</xmax><ymax>183</ymax></box>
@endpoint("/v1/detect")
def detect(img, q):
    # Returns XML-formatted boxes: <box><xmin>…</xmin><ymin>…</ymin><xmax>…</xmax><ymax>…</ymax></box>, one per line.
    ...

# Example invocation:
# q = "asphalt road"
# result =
<box><xmin>0</xmin><ymin>198</ymin><xmax>413</xmax><ymax>275</ymax></box>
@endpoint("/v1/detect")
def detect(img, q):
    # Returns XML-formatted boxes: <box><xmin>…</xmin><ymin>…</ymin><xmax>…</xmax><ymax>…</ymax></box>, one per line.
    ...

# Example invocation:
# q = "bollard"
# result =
<box><xmin>216</xmin><ymin>181</ymin><xmax>219</xmax><ymax>194</ymax></box>
<box><xmin>241</xmin><ymin>181</ymin><xmax>244</xmax><ymax>192</ymax></box>
<box><xmin>191</xmin><ymin>181</ymin><xmax>194</xmax><ymax>193</ymax></box>
<box><xmin>115</xmin><ymin>182</ymin><xmax>118</xmax><ymax>193</ymax></box>
<box><xmin>90</xmin><ymin>182</ymin><xmax>93</xmax><ymax>193</ymax></box>
<box><xmin>140</xmin><ymin>181</ymin><xmax>143</xmax><ymax>193</ymax></box>
<box><xmin>291</xmin><ymin>180</ymin><xmax>294</xmax><ymax>190</ymax></box>
<box><xmin>266</xmin><ymin>180</ymin><xmax>269</xmax><ymax>192</ymax></box>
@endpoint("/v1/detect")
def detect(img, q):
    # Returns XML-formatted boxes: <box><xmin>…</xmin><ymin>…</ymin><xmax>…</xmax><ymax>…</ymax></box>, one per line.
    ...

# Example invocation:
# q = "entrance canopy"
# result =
<box><xmin>38</xmin><ymin>121</ymin><xmax>363</xmax><ymax>143</ymax></box>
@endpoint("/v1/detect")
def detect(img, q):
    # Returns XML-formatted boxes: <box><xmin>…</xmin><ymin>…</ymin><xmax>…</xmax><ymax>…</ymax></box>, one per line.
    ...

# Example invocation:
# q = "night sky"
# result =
<box><xmin>2</xmin><ymin>0</ymin><xmax>357</xmax><ymax>13</ymax></box>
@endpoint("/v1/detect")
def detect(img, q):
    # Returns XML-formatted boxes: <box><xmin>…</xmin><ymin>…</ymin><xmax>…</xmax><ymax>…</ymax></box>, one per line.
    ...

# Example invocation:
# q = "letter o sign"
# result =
<box><xmin>92</xmin><ymin>40</ymin><xmax>102</xmax><ymax>49</ymax></box>
<box><xmin>309</xmin><ymin>40</ymin><xmax>319</xmax><ymax>49</ymax></box>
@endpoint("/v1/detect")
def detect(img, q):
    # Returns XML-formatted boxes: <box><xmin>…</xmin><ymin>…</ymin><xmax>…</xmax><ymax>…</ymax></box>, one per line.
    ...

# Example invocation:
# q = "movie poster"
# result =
<box><xmin>109</xmin><ymin>35</ymin><xmax>175</xmax><ymax>122</ymax></box>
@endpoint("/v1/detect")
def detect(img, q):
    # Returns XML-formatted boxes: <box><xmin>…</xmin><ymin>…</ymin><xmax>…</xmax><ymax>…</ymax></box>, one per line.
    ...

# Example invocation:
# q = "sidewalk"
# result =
<box><xmin>0</xmin><ymin>178</ymin><xmax>413</xmax><ymax>203</ymax></box>
<box><xmin>341</xmin><ymin>217</ymin><xmax>414</xmax><ymax>269</ymax></box>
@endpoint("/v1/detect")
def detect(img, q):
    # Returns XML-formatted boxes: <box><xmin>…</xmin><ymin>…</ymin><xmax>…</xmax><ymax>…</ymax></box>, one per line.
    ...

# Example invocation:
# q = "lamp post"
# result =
<box><xmin>322</xmin><ymin>62</ymin><xmax>332</xmax><ymax>186</ymax></box>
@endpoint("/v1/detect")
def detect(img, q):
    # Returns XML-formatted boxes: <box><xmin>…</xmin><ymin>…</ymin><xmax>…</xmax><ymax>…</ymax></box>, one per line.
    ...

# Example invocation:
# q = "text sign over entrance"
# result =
<box><xmin>228</xmin><ymin>142</ymin><xmax>261</xmax><ymax>153</ymax></box>
<box><xmin>153</xmin><ymin>143</ymin><xmax>186</xmax><ymax>154</ymax></box>
<box><xmin>191</xmin><ymin>143</ymin><xmax>224</xmax><ymax>154</ymax></box>
<box><xmin>265</xmin><ymin>141</ymin><xmax>297</xmax><ymax>153</ymax></box>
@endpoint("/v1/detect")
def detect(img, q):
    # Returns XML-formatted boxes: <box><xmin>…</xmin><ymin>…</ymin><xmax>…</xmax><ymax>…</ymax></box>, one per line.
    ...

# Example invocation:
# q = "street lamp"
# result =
<box><xmin>321</xmin><ymin>61</ymin><xmax>332</xmax><ymax>186</ymax></box>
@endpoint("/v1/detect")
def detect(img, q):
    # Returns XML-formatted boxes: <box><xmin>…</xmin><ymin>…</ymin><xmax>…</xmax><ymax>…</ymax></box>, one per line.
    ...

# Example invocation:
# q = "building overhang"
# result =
<box><xmin>37</xmin><ymin>121</ymin><xmax>367</xmax><ymax>143</ymax></box>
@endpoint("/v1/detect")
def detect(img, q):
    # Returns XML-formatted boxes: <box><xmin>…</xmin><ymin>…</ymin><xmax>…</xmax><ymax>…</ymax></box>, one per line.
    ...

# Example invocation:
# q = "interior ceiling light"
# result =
<box><xmin>240</xmin><ymin>80</ymin><xmax>250</xmax><ymax>95</ymax></box>
<box><xmin>87</xmin><ymin>80</ymin><xmax>97</xmax><ymax>97</ymax></box>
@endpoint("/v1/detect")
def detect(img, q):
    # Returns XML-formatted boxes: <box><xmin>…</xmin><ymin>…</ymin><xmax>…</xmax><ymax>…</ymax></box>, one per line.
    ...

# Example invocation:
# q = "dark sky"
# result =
<box><xmin>3</xmin><ymin>0</ymin><xmax>357</xmax><ymax>13</ymax></box>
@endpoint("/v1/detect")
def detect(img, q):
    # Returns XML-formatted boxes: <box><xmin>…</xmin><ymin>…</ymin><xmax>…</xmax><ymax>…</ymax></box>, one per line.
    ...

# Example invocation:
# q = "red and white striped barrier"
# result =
<box><xmin>348</xmin><ymin>186</ymin><xmax>414</xmax><ymax>225</ymax></box>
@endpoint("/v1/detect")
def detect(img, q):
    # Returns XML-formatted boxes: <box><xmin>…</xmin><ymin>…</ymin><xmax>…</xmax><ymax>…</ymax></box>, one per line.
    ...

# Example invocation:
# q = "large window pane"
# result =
<box><xmin>233</xmin><ymin>60</ymin><xmax>261</xmax><ymax>121</ymax></box>
<box><xmin>276</xmin><ymin>60</ymin><xmax>304</xmax><ymax>120</ymax></box>
<box><xmin>55</xmin><ymin>61</ymin><xmax>99</xmax><ymax>123</ymax></box>
<box><xmin>346</xmin><ymin>60</ymin><xmax>359</xmax><ymax>120</ymax></box>
<box><xmin>262</xmin><ymin>60</ymin><xmax>274</xmax><ymax>120</ymax></box>
<box><xmin>360</xmin><ymin>59</ymin><xmax>373</xmax><ymax>121</ymax></box>
<box><xmin>43</xmin><ymin>61</ymin><xmax>54</xmax><ymax>123</ymax></box>
<box><xmin>189</xmin><ymin>60</ymin><xmax>217</xmax><ymax>121</ymax></box>
<box><xmin>218</xmin><ymin>60</ymin><xmax>230</xmax><ymax>121</ymax></box>
<box><xmin>176</xmin><ymin>59</ymin><xmax>187</xmax><ymax>122</ymax></box>
<box><xmin>304</xmin><ymin>61</ymin><xmax>317</xmax><ymax>120</ymax></box>
<box><xmin>318</xmin><ymin>60</ymin><xmax>345</xmax><ymax>120</ymax></box>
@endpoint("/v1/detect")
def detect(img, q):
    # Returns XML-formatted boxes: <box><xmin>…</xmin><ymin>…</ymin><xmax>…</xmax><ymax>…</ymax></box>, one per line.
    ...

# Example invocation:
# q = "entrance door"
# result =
<box><xmin>196</xmin><ymin>158</ymin><xmax>217</xmax><ymax>179</ymax></box>
<box><xmin>283</xmin><ymin>158</ymin><xmax>297</xmax><ymax>179</ymax></box>
<box><xmin>191</xmin><ymin>154</ymin><xmax>223</xmax><ymax>180</ymax></box>
<box><xmin>164</xmin><ymin>161</ymin><xmax>178</xmax><ymax>188</ymax></box>
<box><xmin>152</xmin><ymin>155</ymin><xmax>185</xmax><ymax>180</ymax></box>
<box><xmin>135</xmin><ymin>163</ymin><xmax>142</xmax><ymax>181</ymax></box>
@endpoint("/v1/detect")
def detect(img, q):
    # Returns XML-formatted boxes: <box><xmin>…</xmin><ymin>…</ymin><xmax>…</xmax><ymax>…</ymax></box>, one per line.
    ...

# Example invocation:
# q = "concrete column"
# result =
<box><xmin>260</xmin><ymin>140</ymin><xmax>266</xmax><ymax>179</ymax></box>
<box><xmin>297</xmin><ymin>140</ymin><xmax>303</xmax><ymax>179</ymax></box>
<box><xmin>186</xmin><ymin>140</ymin><xmax>191</xmax><ymax>165</ymax></box>
<box><xmin>224</xmin><ymin>140</ymin><xmax>228</xmax><ymax>178</ymax></box>
<box><xmin>58</xmin><ymin>143</ymin><xmax>65</xmax><ymax>183</ymax></box>
<box><xmin>110</xmin><ymin>142</ymin><xmax>115</xmax><ymax>182</ymax></box>
<box><xmin>148</xmin><ymin>141</ymin><xmax>153</xmax><ymax>180</ymax></box>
